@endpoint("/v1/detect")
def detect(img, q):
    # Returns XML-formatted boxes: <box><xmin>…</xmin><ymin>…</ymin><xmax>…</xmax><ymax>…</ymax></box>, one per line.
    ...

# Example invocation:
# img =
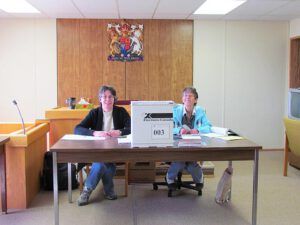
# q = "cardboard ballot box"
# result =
<box><xmin>131</xmin><ymin>101</ymin><xmax>174</xmax><ymax>147</ymax></box>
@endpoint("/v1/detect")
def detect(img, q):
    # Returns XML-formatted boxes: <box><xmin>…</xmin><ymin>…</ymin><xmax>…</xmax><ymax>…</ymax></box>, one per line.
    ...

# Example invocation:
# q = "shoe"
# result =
<box><xmin>195</xmin><ymin>183</ymin><xmax>204</xmax><ymax>191</ymax></box>
<box><xmin>167</xmin><ymin>183</ymin><xmax>177</xmax><ymax>191</ymax></box>
<box><xmin>104</xmin><ymin>193</ymin><xmax>117</xmax><ymax>200</ymax></box>
<box><xmin>77</xmin><ymin>187</ymin><xmax>92</xmax><ymax>206</ymax></box>
<box><xmin>165</xmin><ymin>176</ymin><xmax>177</xmax><ymax>191</ymax></box>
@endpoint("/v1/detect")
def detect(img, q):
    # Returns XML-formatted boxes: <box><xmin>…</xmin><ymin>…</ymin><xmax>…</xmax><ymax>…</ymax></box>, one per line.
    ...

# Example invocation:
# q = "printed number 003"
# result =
<box><xmin>153</xmin><ymin>129</ymin><xmax>165</xmax><ymax>135</ymax></box>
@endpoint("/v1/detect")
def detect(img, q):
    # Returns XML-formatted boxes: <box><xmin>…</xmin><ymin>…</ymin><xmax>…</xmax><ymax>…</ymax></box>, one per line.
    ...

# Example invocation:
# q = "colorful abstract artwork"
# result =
<box><xmin>107</xmin><ymin>21</ymin><xmax>144</xmax><ymax>62</ymax></box>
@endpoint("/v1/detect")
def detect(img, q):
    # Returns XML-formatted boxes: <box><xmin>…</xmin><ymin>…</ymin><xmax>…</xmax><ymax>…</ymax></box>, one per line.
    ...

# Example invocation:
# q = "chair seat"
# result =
<box><xmin>289</xmin><ymin>151</ymin><xmax>300</xmax><ymax>169</ymax></box>
<box><xmin>283</xmin><ymin>117</ymin><xmax>300</xmax><ymax>176</ymax></box>
<box><xmin>153</xmin><ymin>172</ymin><xmax>203</xmax><ymax>197</ymax></box>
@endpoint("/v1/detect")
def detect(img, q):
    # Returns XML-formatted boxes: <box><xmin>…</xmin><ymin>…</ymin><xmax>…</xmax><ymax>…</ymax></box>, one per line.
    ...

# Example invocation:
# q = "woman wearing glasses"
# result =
<box><xmin>75</xmin><ymin>85</ymin><xmax>131</xmax><ymax>206</ymax></box>
<box><xmin>166</xmin><ymin>87</ymin><xmax>212</xmax><ymax>192</ymax></box>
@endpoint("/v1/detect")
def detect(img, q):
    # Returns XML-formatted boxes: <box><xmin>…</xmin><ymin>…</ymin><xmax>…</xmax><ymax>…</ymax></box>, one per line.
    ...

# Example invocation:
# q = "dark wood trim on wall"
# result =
<box><xmin>290</xmin><ymin>37</ymin><xmax>300</xmax><ymax>88</ymax></box>
<box><xmin>57</xmin><ymin>19</ymin><xmax>193</xmax><ymax>106</ymax></box>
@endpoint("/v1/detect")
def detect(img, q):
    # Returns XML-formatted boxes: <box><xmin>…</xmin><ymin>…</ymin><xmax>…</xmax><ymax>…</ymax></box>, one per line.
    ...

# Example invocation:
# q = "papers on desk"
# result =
<box><xmin>61</xmin><ymin>134</ymin><xmax>135</xmax><ymax>143</ymax></box>
<box><xmin>178</xmin><ymin>138</ymin><xmax>202</xmax><ymax>147</ymax></box>
<box><xmin>62</xmin><ymin>134</ymin><xmax>105</xmax><ymax>141</ymax></box>
<box><xmin>117</xmin><ymin>134</ymin><xmax>132</xmax><ymax>144</ymax></box>
<box><xmin>211</xmin><ymin>126</ymin><xmax>229</xmax><ymax>136</ymax></box>
<box><xmin>201</xmin><ymin>126</ymin><xmax>229</xmax><ymax>138</ymax></box>
<box><xmin>181</xmin><ymin>134</ymin><xmax>201</xmax><ymax>140</ymax></box>
<box><xmin>217</xmin><ymin>136</ymin><xmax>244</xmax><ymax>141</ymax></box>
<box><xmin>201</xmin><ymin>126</ymin><xmax>244</xmax><ymax>141</ymax></box>
<box><xmin>201</xmin><ymin>133</ymin><xmax>224</xmax><ymax>138</ymax></box>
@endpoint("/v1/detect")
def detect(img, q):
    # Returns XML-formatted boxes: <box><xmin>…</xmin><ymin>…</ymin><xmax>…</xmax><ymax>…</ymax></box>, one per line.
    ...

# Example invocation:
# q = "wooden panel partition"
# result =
<box><xmin>290</xmin><ymin>37</ymin><xmax>300</xmax><ymax>88</ymax></box>
<box><xmin>57</xmin><ymin>19</ymin><xmax>193</xmax><ymax>105</ymax></box>
<box><xmin>0</xmin><ymin>123</ymin><xmax>49</xmax><ymax>209</ymax></box>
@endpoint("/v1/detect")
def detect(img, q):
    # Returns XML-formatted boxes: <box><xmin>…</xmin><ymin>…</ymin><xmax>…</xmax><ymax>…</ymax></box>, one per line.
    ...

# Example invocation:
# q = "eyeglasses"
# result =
<box><xmin>183</xmin><ymin>94</ymin><xmax>195</xmax><ymax>98</ymax></box>
<box><xmin>100</xmin><ymin>95</ymin><xmax>114</xmax><ymax>100</ymax></box>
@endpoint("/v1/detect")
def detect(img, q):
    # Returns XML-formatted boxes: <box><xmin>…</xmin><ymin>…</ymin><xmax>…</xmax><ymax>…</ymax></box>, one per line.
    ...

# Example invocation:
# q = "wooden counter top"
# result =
<box><xmin>45</xmin><ymin>105</ymin><xmax>131</xmax><ymax>119</ymax></box>
<box><xmin>45</xmin><ymin>107</ymin><xmax>92</xmax><ymax>119</ymax></box>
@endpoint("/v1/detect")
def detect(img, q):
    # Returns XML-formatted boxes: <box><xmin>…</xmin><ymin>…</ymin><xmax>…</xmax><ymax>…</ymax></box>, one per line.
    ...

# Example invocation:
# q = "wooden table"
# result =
<box><xmin>50</xmin><ymin>136</ymin><xmax>262</xmax><ymax>225</ymax></box>
<box><xmin>0</xmin><ymin>136</ymin><xmax>10</xmax><ymax>214</ymax></box>
<box><xmin>45</xmin><ymin>106</ymin><xmax>156</xmax><ymax>183</ymax></box>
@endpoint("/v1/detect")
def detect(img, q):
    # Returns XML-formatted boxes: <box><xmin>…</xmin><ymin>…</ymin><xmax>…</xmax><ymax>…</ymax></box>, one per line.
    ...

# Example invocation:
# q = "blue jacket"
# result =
<box><xmin>173</xmin><ymin>104</ymin><xmax>212</xmax><ymax>135</ymax></box>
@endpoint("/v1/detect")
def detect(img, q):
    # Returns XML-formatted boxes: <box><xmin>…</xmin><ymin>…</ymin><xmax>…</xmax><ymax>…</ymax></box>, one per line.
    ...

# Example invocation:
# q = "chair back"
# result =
<box><xmin>284</xmin><ymin>117</ymin><xmax>300</xmax><ymax>156</ymax></box>
<box><xmin>116</xmin><ymin>100</ymin><xmax>133</xmax><ymax>115</ymax></box>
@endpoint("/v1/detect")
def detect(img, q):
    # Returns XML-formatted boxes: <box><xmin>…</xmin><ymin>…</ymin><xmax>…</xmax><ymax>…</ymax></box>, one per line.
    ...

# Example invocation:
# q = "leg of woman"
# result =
<box><xmin>101</xmin><ymin>163</ymin><xmax>117</xmax><ymax>199</ymax></box>
<box><xmin>78</xmin><ymin>162</ymin><xmax>106</xmax><ymax>206</ymax></box>
<box><xmin>84</xmin><ymin>162</ymin><xmax>106</xmax><ymax>190</ymax></box>
<box><xmin>167</xmin><ymin>162</ymin><xmax>185</xmax><ymax>183</ymax></box>
<box><xmin>185</xmin><ymin>161</ymin><xmax>203</xmax><ymax>184</ymax></box>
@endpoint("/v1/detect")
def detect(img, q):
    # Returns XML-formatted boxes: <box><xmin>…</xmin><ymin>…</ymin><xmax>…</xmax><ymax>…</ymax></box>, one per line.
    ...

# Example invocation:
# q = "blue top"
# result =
<box><xmin>173</xmin><ymin>104</ymin><xmax>212</xmax><ymax>135</ymax></box>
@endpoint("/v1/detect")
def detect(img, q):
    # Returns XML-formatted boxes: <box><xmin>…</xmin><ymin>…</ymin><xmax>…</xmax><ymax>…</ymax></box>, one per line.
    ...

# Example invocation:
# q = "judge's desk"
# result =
<box><xmin>0</xmin><ymin>136</ymin><xmax>9</xmax><ymax>214</ymax></box>
<box><xmin>50</xmin><ymin>135</ymin><xmax>261</xmax><ymax>225</ymax></box>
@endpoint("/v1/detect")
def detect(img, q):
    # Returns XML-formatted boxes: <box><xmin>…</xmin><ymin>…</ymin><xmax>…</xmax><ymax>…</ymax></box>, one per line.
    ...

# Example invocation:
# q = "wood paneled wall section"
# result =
<box><xmin>57</xmin><ymin>19</ymin><xmax>193</xmax><ymax>106</ymax></box>
<box><xmin>290</xmin><ymin>37</ymin><xmax>300</xmax><ymax>88</ymax></box>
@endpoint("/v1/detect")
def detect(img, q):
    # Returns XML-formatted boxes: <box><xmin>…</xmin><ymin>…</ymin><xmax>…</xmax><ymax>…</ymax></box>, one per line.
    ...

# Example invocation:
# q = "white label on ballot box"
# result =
<box><xmin>151</xmin><ymin>124</ymin><xmax>170</xmax><ymax>139</ymax></box>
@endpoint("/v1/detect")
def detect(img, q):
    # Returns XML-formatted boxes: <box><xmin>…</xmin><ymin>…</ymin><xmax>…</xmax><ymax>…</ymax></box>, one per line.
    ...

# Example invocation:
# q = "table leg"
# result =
<box><xmin>0</xmin><ymin>146</ymin><xmax>7</xmax><ymax>214</ymax></box>
<box><xmin>68</xmin><ymin>163</ymin><xmax>72</xmax><ymax>203</ymax></box>
<box><xmin>228</xmin><ymin>161</ymin><xmax>232</xmax><ymax>201</ymax></box>
<box><xmin>252</xmin><ymin>149</ymin><xmax>259</xmax><ymax>225</ymax></box>
<box><xmin>53</xmin><ymin>152</ymin><xmax>59</xmax><ymax>225</ymax></box>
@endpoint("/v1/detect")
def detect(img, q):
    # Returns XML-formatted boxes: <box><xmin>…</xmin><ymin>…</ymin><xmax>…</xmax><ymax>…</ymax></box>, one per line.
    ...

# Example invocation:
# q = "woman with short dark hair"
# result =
<box><xmin>75</xmin><ymin>85</ymin><xmax>131</xmax><ymax>206</ymax></box>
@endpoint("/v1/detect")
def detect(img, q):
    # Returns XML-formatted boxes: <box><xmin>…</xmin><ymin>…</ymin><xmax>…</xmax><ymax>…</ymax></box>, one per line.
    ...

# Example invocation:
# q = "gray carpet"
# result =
<box><xmin>1</xmin><ymin>151</ymin><xmax>300</xmax><ymax>225</ymax></box>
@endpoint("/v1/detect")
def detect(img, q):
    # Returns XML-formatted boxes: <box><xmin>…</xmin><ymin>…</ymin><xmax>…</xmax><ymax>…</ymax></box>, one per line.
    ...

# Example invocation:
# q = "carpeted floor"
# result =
<box><xmin>1</xmin><ymin>151</ymin><xmax>300</xmax><ymax>225</ymax></box>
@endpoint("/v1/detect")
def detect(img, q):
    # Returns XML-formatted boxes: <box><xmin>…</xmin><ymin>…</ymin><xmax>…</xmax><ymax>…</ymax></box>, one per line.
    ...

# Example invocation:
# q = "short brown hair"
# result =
<box><xmin>182</xmin><ymin>87</ymin><xmax>198</xmax><ymax>105</ymax></box>
<box><xmin>183</xmin><ymin>87</ymin><xmax>198</xmax><ymax>99</ymax></box>
<box><xmin>98</xmin><ymin>85</ymin><xmax>118</xmax><ymax>102</ymax></box>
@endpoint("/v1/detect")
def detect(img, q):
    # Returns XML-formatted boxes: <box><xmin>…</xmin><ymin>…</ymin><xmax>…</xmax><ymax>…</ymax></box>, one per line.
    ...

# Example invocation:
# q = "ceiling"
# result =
<box><xmin>1</xmin><ymin>0</ymin><xmax>300</xmax><ymax>21</ymax></box>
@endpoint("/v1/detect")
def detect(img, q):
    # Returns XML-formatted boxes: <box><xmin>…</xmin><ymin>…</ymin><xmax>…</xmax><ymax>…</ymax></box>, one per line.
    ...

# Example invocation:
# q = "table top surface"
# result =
<box><xmin>50</xmin><ymin>136</ymin><xmax>262</xmax><ymax>153</ymax></box>
<box><xmin>0</xmin><ymin>136</ymin><xmax>10</xmax><ymax>145</ymax></box>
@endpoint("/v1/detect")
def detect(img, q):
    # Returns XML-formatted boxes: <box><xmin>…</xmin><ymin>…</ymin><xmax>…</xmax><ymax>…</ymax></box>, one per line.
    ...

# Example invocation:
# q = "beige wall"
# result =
<box><xmin>194</xmin><ymin>21</ymin><xmax>289</xmax><ymax>148</ymax></box>
<box><xmin>0</xmin><ymin>19</ymin><xmax>57</xmax><ymax>122</ymax></box>
<box><xmin>290</xmin><ymin>18</ymin><xmax>300</xmax><ymax>37</ymax></box>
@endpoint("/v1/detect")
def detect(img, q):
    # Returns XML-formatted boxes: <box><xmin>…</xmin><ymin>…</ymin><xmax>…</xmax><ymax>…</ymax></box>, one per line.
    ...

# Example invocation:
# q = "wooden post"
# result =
<box><xmin>283</xmin><ymin>134</ymin><xmax>289</xmax><ymax>176</ymax></box>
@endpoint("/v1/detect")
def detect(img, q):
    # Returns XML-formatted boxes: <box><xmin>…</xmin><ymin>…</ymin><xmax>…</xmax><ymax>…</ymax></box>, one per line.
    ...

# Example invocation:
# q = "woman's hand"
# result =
<box><xmin>180</xmin><ymin>128</ymin><xmax>189</xmax><ymax>135</ymax></box>
<box><xmin>190</xmin><ymin>129</ymin><xmax>199</xmax><ymax>134</ymax></box>
<box><xmin>93</xmin><ymin>131</ymin><xmax>110</xmax><ymax>137</ymax></box>
<box><xmin>107</xmin><ymin>130</ymin><xmax>122</xmax><ymax>137</ymax></box>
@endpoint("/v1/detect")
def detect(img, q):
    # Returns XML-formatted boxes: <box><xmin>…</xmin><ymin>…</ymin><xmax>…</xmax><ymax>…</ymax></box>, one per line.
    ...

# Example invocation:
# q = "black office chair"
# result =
<box><xmin>152</xmin><ymin>163</ymin><xmax>203</xmax><ymax>197</ymax></box>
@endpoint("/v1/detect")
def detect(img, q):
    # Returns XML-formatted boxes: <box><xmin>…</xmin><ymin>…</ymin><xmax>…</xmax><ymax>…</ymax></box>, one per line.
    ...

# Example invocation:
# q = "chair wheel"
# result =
<box><xmin>198</xmin><ymin>190</ymin><xmax>202</xmax><ymax>196</ymax></box>
<box><xmin>153</xmin><ymin>184</ymin><xmax>158</xmax><ymax>190</ymax></box>
<box><xmin>168</xmin><ymin>189</ymin><xmax>173</xmax><ymax>197</ymax></box>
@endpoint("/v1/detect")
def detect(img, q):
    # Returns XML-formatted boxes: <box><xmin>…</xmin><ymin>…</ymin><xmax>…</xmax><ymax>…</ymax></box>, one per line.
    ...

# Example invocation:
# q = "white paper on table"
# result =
<box><xmin>181</xmin><ymin>134</ymin><xmax>201</xmax><ymax>140</ymax></box>
<box><xmin>178</xmin><ymin>143</ymin><xmax>203</xmax><ymax>147</ymax></box>
<box><xmin>201</xmin><ymin>133</ymin><xmax>224</xmax><ymax>138</ymax></box>
<box><xmin>178</xmin><ymin>140</ymin><xmax>202</xmax><ymax>147</ymax></box>
<box><xmin>62</xmin><ymin>134</ymin><xmax>105</xmax><ymax>141</ymax></box>
<box><xmin>118</xmin><ymin>134</ymin><xmax>132</xmax><ymax>144</ymax></box>
<box><xmin>211</xmin><ymin>126</ymin><xmax>229</xmax><ymax>136</ymax></box>
<box><xmin>217</xmin><ymin>136</ymin><xmax>244</xmax><ymax>141</ymax></box>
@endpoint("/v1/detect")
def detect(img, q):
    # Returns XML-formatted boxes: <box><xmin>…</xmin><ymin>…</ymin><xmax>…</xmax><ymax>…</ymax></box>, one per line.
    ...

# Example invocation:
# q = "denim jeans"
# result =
<box><xmin>166</xmin><ymin>161</ymin><xmax>203</xmax><ymax>184</ymax></box>
<box><xmin>84</xmin><ymin>162</ymin><xmax>116</xmax><ymax>196</ymax></box>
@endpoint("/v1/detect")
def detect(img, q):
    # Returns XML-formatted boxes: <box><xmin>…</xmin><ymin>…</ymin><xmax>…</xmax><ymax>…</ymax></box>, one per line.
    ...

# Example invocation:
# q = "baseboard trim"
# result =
<box><xmin>261</xmin><ymin>148</ymin><xmax>283</xmax><ymax>151</ymax></box>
